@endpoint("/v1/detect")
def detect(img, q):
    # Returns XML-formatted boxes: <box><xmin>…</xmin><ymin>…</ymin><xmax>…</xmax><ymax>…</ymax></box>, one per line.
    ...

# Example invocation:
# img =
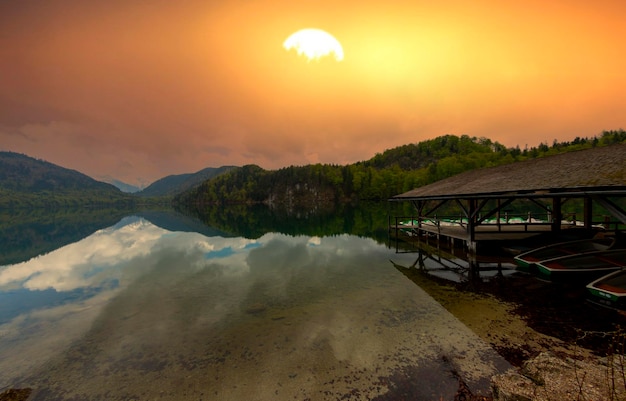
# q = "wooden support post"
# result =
<box><xmin>551</xmin><ymin>197</ymin><xmax>562</xmax><ymax>233</ymax></box>
<box><xmin>467</xmin><ymin>252</ymin><xmax>480</xmax><ymax>283</ymax></box>
<box><xmin>467</xmin><ymin>199</ymin><xmax>477</xmax><ymax>253</ymax></box>
<box><xmin>496</xmin><ymin>199</ymin><xmax>501</xmax><ymax>231</ymax></box>
<box><xmin>584</xmin><ymin>196</ymin><xmax>593</xmax><ymax>230</ymax></box>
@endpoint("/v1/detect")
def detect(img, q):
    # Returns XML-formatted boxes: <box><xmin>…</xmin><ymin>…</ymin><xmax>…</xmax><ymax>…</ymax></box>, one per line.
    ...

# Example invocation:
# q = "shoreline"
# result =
<box><xmin>397</xmin><ymin>264</ymin><xmax>626</xmax><ymax>399</ymax></box>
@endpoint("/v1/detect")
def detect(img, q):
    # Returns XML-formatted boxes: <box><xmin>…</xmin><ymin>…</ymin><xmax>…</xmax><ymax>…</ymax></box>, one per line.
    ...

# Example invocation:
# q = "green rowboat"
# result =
<box><xmin>535</xmin><ymin>249</ymin><xmax>626</xmax><ymax>282</ymax></box>
<box><xmin>586</xmin><ymin>269</ymin><xmax>626</xmax><ymax>312</ymax></box>
<box><xmin>514</xmin><ymin>236</ymin><xmax>616</xmax><ymax>274</ymax></box>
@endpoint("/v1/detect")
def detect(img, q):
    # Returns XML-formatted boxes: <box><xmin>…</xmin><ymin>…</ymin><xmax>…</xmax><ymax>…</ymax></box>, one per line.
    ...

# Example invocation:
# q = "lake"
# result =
<box><xmin>0</xmin><ymin>206</ymin><xmax>512</xmax><ymax>400</ymax></box>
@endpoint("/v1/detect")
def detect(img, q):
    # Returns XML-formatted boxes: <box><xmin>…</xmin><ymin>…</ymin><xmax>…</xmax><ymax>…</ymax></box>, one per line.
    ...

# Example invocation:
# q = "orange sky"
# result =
<box><xmin>1</xmin><ymin>0</ymin><xmax>625</xmax><ymax>186</ymax></box>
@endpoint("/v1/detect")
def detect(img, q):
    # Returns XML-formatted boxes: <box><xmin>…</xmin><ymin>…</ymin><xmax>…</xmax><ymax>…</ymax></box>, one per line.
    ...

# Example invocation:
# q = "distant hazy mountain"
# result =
<box><xmin>0</xmin><ymin>151</ymin><xmax>133</xmax><ymax>207</ymax></box>
<box><xmin>137</xmin><ymin>166</ymin><xmax>236</xmax><ymax>197</ymax></box>
<box><xmin>108</xmin><ymin>179</ymin><xmax>142</xmax><ymax>193</ymax></box>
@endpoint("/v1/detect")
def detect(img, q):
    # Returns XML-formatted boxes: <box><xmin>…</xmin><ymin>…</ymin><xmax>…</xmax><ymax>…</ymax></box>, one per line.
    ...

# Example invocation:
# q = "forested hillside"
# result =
<box><xmin>0</xmin><ymin>151</ymin><xmax>135</xmax><ymax>208</ymax></box>
<box><xmin>175</xmin><ymin>130</ymin><xmax>626</xmax><ymax>208</ymax></box>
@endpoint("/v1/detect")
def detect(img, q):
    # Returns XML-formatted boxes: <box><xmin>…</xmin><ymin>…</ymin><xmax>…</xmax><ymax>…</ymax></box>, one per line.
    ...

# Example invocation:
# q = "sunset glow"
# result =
<box><xmin>283</xmin><ymin>29</ymin><xmax>344</xmax><ymax>61</ymax></box>
<box><xmin>1</xmin><ymin>0</ymin><xmax>625</xmax><ymax>186</ymax></box>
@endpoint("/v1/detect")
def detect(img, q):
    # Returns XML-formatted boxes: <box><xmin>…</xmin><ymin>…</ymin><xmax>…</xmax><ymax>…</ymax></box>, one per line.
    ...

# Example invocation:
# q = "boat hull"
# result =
<box><xmin>586</xmin><ymin>270</ymin><xmax>626</xmax><ymax>311</ymax></box>
<box><xmin>535</xmin><ymin>249</ymin><xmax>626</xmax><ymax>283</ymax></box>
<box><xmin>537</xmin><ymin>265</ymin><xmax>622</xmax><ymax>283</ymax></box>
<box><xmin>514</xmin><ymin>237</ymin><xmax>615</xmax><ymax>275</ymax></box>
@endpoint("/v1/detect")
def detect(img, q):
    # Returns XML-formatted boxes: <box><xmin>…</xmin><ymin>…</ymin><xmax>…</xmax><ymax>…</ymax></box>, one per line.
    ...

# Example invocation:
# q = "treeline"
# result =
<box><xmin>0</xmin><ymin>188</ymin><xmax>140</xmax><ymax>209</ymax></box>
<box><xmin>176</xmin><ymin>130</ymin><xmax>626</xmax><ymax>207</ymax></box>
<box><xmin>183</xmin><ymin>202</ymin><xmax>392</xmax><ymax>241</ymax></box>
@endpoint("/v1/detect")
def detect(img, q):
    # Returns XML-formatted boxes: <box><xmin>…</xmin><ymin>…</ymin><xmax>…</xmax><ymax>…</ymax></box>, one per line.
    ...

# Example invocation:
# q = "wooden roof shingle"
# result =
<box><xmin>392</xmin><ymin>144</ymin><xmax>626</xmax><ymax>200</ymax></box>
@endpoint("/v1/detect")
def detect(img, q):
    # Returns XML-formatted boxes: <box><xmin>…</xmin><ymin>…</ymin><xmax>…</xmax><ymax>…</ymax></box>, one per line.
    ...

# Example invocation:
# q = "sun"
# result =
<box><xmin>283</xmin><ymin>28</ymin><xmax>344</xmax><ymax>62</ymax></box>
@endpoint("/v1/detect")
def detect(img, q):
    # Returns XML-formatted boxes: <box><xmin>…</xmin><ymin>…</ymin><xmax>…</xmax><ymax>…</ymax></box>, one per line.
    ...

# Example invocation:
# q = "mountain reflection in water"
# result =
<box><xmin>0</xmin><ymin>214</ymin><xmax>511</xmax><ymax>400</ymax></box>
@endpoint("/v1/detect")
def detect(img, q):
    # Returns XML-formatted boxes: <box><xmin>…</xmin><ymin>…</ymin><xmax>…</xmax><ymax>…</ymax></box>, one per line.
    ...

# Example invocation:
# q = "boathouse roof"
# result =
<box><xmin>392</xmin><ymin>143</ymin><xmax>626</xmax><ymax>201</ymax></box>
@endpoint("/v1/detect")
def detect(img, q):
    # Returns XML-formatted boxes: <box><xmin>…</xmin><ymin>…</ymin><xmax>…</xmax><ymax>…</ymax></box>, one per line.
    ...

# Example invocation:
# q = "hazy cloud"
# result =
<box><xmin>1</xmin><ymin>0</ymin><xmax>625</xmax><ymax>185</ymax></box>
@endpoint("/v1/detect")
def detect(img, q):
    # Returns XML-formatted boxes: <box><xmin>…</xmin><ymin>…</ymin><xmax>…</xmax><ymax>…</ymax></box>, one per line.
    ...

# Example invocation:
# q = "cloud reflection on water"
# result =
<box><xmin>0</xmin><ymin>217</ymin><xmax>259</xmax><ymax>293</ymax></box>
<box><xmin>0</xmin><ymin>216</ymin><xmax>510</xmax><ymax>399</ymax></box>
<box><xmin>0</xmin><ymin>217</ymin><xmax>260</xmax><ymax>385</ymax></box>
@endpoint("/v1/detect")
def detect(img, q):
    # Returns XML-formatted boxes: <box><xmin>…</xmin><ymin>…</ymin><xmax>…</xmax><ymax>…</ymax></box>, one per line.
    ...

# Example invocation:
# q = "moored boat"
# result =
<box><xmin>586</xmin><ymin>269</ymin><xmax>626</xmax><ymax>311</ymax></box>
<box><xmin>513</xmin><ymin>236</ymin><xmax>616</xmax><ymax>274</ymax></box>
<box><xmin>535</xmin><ymin>249</ymin><xmax>626</xmax><ymax>282</ymax></box>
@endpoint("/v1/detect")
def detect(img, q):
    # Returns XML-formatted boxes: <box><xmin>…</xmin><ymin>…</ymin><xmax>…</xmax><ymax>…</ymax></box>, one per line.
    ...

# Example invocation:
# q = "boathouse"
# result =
<box><xmin>389</xmin><ymin>144</ymin><xmax>626</xmax><ymax>252</ymax></box>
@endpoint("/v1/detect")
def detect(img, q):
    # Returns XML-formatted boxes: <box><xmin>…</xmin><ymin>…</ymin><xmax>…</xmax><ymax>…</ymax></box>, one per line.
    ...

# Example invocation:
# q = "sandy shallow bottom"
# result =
<box><xmin>0</xmin><ymin>229</ymin><xmax>532</xmax><ymax>401</ymax></box>
<box><xmin>6</xmin><ymin>266</ymin><xmax>510</xmax><ymax>401</ymax></box>
<box><xmin>396</xmin><ymin>257</ymin><xmax>626</xmax><ymax>369</ymax></box>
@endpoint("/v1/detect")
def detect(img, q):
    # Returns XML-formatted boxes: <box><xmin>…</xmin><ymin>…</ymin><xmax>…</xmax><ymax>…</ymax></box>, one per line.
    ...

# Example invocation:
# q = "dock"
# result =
<box><xmin>389</xmin><ymin>217</ymin><xmax>598</xmax><ymax>252</ymax></box>
<box><xmin>391</xmin><ymin>220</ymin><xmax>584</xmax><ymax>241</ymax></box>
<box><xmin>389</xmin><ymin>144</ymin><xmax>626</xmax><ymax>252</ymax></box>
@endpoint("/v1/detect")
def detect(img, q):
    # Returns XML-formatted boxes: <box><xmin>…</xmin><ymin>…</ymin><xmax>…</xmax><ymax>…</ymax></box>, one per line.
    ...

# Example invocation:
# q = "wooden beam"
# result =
<box><xmin>423</xmin><ymin>199</ymin><xmax>449</xmax><ymax>217</ymax></box>
<box><xmin>455</xmin><ymin>198</ymin><xmax>469</xmax><ymax>217</ymax></box>
<box><xmin>529</xmin><ymin>198</ymin><xmax>550</xmax><ymax>212</ymax></box>
<box><xmin>471</xmin><ymin>198</ymin><xmax>491</xmax><ymax>221</ymax></box>
<box><xmin>592</xmin><ymin>196</ymin><xmax>626</xmax><ymax>225</ymax></box>
<box><xmin>476</xmin><ymin>198</ymin><xmax>515</xmax><ymax>224</ymax></box>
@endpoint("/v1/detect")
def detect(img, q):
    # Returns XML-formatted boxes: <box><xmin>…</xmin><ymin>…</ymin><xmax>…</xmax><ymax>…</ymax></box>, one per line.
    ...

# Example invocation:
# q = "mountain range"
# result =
<box><xmin>0</xmin><ymin>151</ymin><xmax>237</xmax><ymax>207</ymax></box>
<box><xmin>1</xmin><ymin>130</ymin><xmax>625</xmax><ymax>209</ymax></box>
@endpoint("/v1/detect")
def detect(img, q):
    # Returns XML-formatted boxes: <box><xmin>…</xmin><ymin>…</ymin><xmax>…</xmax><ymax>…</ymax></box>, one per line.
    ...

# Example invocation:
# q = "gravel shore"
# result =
<box><xmin>397</xmin><ymin>263</ymin><xmax>626</xmax><ymax>400</ymax></box>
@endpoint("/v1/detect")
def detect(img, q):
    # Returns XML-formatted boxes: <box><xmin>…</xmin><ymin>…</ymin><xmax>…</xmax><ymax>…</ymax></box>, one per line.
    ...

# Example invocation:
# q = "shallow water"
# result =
<box><xmin>0</xmin><ymin>215</ymin><xmax>511</xmax><ymax>400</ymax></box>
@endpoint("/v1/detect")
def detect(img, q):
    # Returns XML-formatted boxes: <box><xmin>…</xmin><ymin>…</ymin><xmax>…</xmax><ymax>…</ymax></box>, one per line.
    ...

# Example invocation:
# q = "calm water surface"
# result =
<box><xmin>0</xmin><ymin>212</ymin><xmax>510</xmax><ymax>400</ymax></box>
